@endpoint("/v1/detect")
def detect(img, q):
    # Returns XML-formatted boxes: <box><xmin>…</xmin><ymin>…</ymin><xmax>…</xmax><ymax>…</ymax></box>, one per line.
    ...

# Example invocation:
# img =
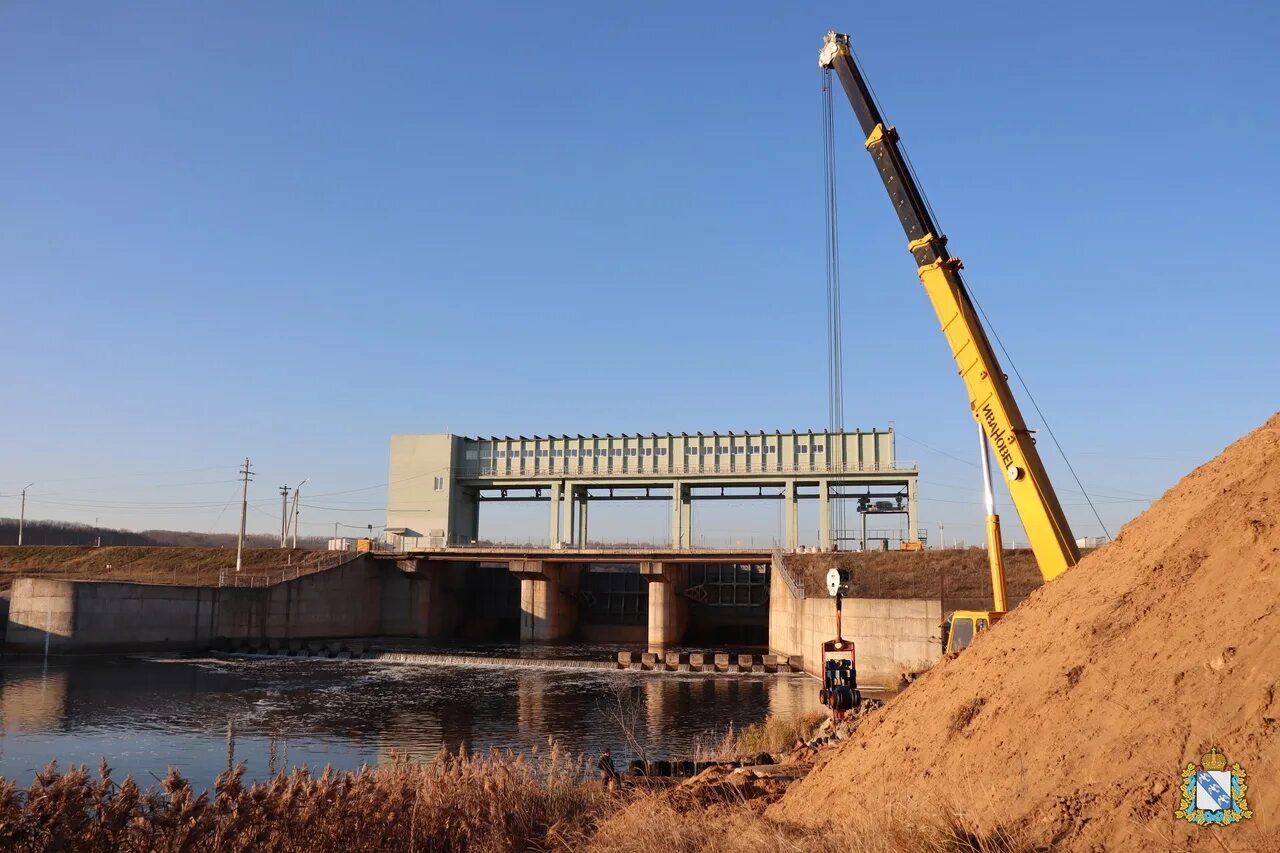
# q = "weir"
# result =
<box><xmin>4</xmin><ymin>548</ymin><xmax>945</xmax><ymax>687</ymax></box>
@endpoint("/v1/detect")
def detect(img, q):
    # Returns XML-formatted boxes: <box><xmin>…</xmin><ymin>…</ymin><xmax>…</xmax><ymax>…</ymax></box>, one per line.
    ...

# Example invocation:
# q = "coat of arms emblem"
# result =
<box><xmin>1177</xmin><ymin>747</ymin><xmax>1252</xmax><ymax>826</ymax></box>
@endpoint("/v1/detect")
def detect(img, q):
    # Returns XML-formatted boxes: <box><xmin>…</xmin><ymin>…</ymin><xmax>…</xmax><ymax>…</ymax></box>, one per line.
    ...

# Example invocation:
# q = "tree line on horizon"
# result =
<box><xmin>0</xmin><ymin>518</ymin><xmax>326</xmax><ymax>549</ymax></box>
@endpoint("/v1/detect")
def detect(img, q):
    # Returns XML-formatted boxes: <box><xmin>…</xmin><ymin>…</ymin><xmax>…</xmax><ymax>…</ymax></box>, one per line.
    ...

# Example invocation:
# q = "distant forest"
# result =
<box><xmin>0</xmin><ymin>518</ymin><xmax>326</xmax><ymax>548</ymax></box>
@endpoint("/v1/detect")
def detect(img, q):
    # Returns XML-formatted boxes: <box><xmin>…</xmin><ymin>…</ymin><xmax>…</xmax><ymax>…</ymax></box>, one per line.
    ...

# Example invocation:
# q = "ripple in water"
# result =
<box><xmin>0</xmin><ymin>653</ymin><xmax>820</xmax><ymax>789</ymax></box>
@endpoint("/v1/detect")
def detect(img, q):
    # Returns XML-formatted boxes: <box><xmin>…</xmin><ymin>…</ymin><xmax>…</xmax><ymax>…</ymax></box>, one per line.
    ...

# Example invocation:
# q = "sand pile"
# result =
<box><xmin>771</xmin><ymin>413</ymin><xmax>1280</xmax><ymax>850</ymax></box>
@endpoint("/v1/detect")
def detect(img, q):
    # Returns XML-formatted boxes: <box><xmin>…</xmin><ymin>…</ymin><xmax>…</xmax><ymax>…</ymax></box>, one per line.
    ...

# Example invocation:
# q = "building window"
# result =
<box><xmin>497</xmin><ymin>450</ymin><xmax>506</xmax><ymax>458</ymax></box>
<box><xmin>656</xmin><ymin>448</ymin><xmax>667</xmax><ymax>456</ymax></box>
<box><xmin>432</xmin><ymin>476</ymin><xmax>445</xmax><ymax>491</ymax></box>
<box><xmin>686</xmin><ymin>447</ymin><xmax>698</xmax><ymax>455</ymax></box>
<box><xmin>569</xmin><ymin>449</ymin><xmax>578</xmax><ymax>457</ymax></box>
<box><xmin>642</xmin><ymin>447</ymin><xmax>652</xmax><ymax>456</ymax></box>
<box><xmin>765</xmin><ymin>446</ymin><xmax>776</xmax><ymax>453</ymax></box>
<box><xmin>796</xmin><ymin>445</ymin><xmax>808</xmax><ymax>453</ymax></box>
<box><xmin>702</xmin><ymin>447</ymin><xmax>713</xmax><ymax>455</ymax></box>
<box><xmin>627</xmin><ymin>447</ymin><xmax>638</xmax><ymax>456</ymax></box>
<box><xmin>814</xmin><ymin>445</ymin><xmax>825</xmax><ymax>453</ymax></box>
<box><xmin>523</xmin><ymin>450</ymin><xmax>533</xmax><ymax>458</ymax></box>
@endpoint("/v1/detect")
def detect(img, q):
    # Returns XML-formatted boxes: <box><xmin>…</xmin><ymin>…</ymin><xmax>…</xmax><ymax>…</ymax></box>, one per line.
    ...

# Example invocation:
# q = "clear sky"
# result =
<box><xmin>2</xmin><ymin>1</ymin><xmax>1276</xmax><ymax>548</ymax></box>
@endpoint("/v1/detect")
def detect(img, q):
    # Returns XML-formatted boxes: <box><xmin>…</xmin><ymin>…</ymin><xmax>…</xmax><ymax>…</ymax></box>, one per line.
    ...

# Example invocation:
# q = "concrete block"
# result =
<box><xmin>714</xmin><ymin>654</ymin><xmax>730</xmax><ymax>672</ymax></box>
<box><xmin>665</xmin><ymin>652</ymin><xmax>682</xmax><ymax>668</ymax></box>
<box><xmin>688</xmin><ymin>653</ymin><xmax>705</xmax><ymax>670</ymax></box>
<box><xmin>762</xmin><ymin>655</ymin><xmax>779</xmax><ymax>673</ymax></box>
<box><xmin>617</xmin><ymin>651</ymin><xmax>634</xmax><ymax>666</ymax></box>
<box><xmin>738</xmin><ymin>654</ymin><xmax>754</xmax><ymax>669</ymax></box>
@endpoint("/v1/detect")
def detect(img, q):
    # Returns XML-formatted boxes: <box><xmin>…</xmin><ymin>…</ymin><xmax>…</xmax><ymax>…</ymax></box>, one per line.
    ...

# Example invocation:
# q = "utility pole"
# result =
<box><xmin>18</xmin><ymin>482</ymin><xmax>33</xmax><ymax>545</ymax></box>
<box><xmin>279</xmin><ymin>485</ymin><xmax>291</xmax><ymax>548</ymax></box>
<box><xmin>938</xmin><ymin>521</ymin><xmax>945</xmax><ymax>550</ymax></box>
<box><xmin>289</xmin><ymin>478</ymin><xmax>308</xmax><ymax>549</ymax></box>
<box><xmin>232</xmin><ymin>459</ymin><xmax>254</xmax><ymax>582</ymax></box>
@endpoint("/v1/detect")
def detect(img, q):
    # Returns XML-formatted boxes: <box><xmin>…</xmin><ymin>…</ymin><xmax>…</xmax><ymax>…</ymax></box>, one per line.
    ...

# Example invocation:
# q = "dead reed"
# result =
<box><xmin>693</xmin><ymin>710</ymin><xmax>828</xmax><ymax>761</ymax></box>
<box><xmin>0</xmin><ymin>744</ymin><xmax>613</xmax><ymax>852</ymax></box>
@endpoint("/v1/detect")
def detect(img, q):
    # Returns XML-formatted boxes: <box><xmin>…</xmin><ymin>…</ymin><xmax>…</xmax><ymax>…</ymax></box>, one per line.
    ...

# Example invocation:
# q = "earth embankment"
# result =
<box><xmin>771</xmin><ymin>412</ymin><xmax>1280</xmax><ymax>851</ymax></box>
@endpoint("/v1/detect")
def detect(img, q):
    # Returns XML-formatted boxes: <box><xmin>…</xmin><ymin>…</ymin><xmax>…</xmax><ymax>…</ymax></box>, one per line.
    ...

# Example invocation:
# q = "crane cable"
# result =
<box><xmin>822</xmin><ymin>67</ymin><xmax>847</xmax><ymax>543</ymax></box>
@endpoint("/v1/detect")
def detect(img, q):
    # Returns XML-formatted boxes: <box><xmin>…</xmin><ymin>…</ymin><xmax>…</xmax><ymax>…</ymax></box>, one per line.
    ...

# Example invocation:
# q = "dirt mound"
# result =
<box><xmin>771</xmin><ymin>413</ymin><xmax>1280</xmax><ymax>850</ymax></box>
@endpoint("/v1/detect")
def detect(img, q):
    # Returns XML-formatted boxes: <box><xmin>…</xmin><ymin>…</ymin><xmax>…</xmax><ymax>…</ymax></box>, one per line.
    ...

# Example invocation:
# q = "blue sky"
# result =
<box><xmin>2</xmin><ymin>1</ymin><xmax>1276</xmax><ymax>547</ymax></box>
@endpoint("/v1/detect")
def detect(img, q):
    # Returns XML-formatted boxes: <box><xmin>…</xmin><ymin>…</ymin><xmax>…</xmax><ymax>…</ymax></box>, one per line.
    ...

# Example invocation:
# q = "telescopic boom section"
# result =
<box><xmin>818</xmin><ymin>31</ymin><xmax>1080</xmax><ymax>581</ymax></box>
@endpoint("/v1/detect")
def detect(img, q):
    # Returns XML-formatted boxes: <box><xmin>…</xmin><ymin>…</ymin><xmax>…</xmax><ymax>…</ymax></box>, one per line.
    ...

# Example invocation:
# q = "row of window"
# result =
<box><xmin>491</xmin><ymin>445</ymin><xmax>827</xmax><ymax>459</ymax></box>
<box><xmin>495</xmin><ymin>447</ymin><xmax>673</xmax><ymax>459</ymax></box>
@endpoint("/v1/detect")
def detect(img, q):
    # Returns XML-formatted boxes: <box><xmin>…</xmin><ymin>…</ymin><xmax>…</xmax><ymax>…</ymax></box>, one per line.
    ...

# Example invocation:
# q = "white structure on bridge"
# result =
<box><xmin>386</xmin><ymin>429</ymin><xmax>918</xmax><ymax>551</ymax></box>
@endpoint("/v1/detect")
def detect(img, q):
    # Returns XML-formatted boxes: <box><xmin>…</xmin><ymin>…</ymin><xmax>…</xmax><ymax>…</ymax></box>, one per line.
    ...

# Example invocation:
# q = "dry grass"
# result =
<box><xmin>0</xmin><ymin>546</ymin><xmax>340</xmax><ymax>591</ymax></box>
<box><xmin>694</xmin><ymin>710</ymin><xmax>829</xmax><ymax>761</ymax></box>
<box><xmin>784</xmin><ymin>549</ymin><xmax>1048</xmax><ymax>606</ymax></box>
<box><xmin>0</xmin><ymin>745</ymin><xmax>613</xmax><ymax>852</ymax></box>
<box><xmin>0</xmin><ymin>738</ymin><xmax>1117</xmax><ymax>852</ymax></box>
<box><xmin>590</xmin><ymin>789</ymin><xmax>1037</xmax><ymax>853</ymax></box>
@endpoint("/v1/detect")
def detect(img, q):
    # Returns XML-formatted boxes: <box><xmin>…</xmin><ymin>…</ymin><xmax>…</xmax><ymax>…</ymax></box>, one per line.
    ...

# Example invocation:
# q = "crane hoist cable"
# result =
<box><xmin>822</xmin><ymin>65</ymin><xmax>847</xmax><ymax>543</ymax></box>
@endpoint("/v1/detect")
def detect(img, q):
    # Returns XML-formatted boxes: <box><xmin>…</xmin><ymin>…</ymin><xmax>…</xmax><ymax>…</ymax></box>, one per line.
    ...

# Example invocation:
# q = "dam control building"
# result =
<box><xmin>386</xmin><ymin>429</ymin><xmax>919</xmax><ymax>551</ymax></box>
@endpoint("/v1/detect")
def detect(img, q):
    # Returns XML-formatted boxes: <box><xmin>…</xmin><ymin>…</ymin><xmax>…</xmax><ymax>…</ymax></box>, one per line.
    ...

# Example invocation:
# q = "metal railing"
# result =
<box><xmin>221</xmin><ymin>550</ymin><xmax>361</xmax><ymax>588</ymax></box>
<box><xmin>771</xmin><ymin>549</ymin><xmax>807</xmax><ymax>600</ymax></box>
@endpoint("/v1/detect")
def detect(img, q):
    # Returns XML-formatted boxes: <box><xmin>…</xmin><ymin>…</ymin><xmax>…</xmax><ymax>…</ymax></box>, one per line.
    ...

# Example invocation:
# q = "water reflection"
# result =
<box><xmin>0</xmin><ymin>655</ymin><xmax>820</xmax><ymax>790</ymax></box>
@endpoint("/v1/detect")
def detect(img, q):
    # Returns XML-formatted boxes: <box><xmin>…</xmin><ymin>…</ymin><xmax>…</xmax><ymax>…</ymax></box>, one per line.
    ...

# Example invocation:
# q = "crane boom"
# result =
<box><xmin>819</xmin><ymin>32</ymin><xmax>1080</xmax><ymax>581</ymax></box>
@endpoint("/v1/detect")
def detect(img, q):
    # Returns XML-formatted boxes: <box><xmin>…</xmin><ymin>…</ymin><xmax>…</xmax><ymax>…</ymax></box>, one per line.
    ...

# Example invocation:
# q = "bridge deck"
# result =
<box><xmin>376</xmin><ymin>546</ymin><xmax>776</xmax><ymax>564</ymax></box>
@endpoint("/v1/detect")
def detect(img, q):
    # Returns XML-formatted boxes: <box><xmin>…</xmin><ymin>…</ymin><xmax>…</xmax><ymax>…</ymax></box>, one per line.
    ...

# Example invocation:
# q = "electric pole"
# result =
<box><xmin>279</xmin><ymin>485</ymin><xmax>291</xmax><ymax>548</ymax></box>
<box><xmin>18</xmin><ymin>482</ymin><xmax>33</xmax><ymax>545</ymax></box>
<box><xmin>232</xmin><ymin>459</ymin><xmax>254</xmax><ymax>582</ymax></box>
<box><xmin>289</xmin><ymin>478</ymin><xmax>308</xmax><ymax>549</ymax></box>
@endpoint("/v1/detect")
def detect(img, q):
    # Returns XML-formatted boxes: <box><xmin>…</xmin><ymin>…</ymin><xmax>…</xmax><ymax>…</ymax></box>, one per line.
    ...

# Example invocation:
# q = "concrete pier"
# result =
<box><xmin>641</xmin><ymin>561</ymin><xmax>687</xmax><ymax>652</ymax></box>
<box><xmin>510</xmin><ymin>560</ymin><xmax>579</xmax><ymax>642</ymax></box>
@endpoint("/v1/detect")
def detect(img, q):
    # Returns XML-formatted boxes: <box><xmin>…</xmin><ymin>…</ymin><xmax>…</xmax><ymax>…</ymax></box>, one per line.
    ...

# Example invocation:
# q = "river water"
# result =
<box><xmin>0</xmin><ymin>653</ymin><xmax>822</xmax><ymax>790</ymax></box>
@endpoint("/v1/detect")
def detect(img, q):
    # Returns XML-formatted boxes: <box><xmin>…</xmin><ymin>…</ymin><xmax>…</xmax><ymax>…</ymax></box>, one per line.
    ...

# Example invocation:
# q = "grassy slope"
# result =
<box><xmin>0</xmin><ymin>546</ymin><xmax>335</xmax><ymax>592</ymax></box>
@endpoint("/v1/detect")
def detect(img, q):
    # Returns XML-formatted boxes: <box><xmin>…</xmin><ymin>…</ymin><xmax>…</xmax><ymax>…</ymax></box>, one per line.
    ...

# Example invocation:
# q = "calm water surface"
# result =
<box><xmin>0</xmin><ymin>653</ymin><xmax>821</xmax><ymax>790</ymax></box>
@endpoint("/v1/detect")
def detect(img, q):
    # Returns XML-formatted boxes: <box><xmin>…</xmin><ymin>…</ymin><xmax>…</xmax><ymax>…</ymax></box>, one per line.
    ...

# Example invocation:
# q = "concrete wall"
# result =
<box><xmin>769</xmin><ymin>573</ymin><xmax>943</xmax><ymax>688</ymax></box>
<box><xmin>5</xmin><ymin>556</ymin><xmax>442</xmax><ymax>653</ymax></box>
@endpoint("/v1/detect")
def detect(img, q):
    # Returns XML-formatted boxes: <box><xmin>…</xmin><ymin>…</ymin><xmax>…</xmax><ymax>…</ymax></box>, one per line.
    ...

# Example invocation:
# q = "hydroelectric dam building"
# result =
<box><xmin>386</xmin><ymin>429</ymin><xmax>919</xmax><ymax>552</ymax></box>
<box><xmin>0</xmin><ymin>429</ymin><xmax>940</xmax><ymax>685</ymax></box>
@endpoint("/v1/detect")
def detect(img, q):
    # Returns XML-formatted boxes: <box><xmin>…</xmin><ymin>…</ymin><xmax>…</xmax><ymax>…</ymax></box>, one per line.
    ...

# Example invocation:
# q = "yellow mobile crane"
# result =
<box><xmin>818</xmin><ymin>32</ymin><xmax>1081</xmax><ymax>653</ymax></box>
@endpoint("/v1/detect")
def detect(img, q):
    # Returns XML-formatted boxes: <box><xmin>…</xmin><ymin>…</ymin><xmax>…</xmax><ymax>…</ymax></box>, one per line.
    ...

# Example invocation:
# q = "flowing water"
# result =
<box><xmin>0</xmin><ymin>652</ymin><xmax>822</xmax><ymax>791</ymax></box>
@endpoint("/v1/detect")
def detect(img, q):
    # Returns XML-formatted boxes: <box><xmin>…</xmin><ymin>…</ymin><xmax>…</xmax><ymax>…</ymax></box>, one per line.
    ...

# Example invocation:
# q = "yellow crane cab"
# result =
<box><xmin>943</xmin><ymin>610</ymin><xmax>1005</xmax><ymax>655</ymax></box>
